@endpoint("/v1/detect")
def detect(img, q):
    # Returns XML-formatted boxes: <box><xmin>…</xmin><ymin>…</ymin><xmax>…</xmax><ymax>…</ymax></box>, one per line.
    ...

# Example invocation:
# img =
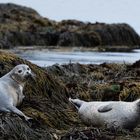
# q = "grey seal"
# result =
<box><xmin>0</xmin><ymin>64</ymin><xmax>35</xmax><ymax>121</ymax></box>
<box><xmin>69</xmin><ymin>98</ymin><xmax>140</xmax><ymax>130</ymax></box>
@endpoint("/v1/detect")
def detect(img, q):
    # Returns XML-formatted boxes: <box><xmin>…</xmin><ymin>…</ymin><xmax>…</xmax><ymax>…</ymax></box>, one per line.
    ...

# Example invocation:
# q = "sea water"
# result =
<box><xmin>12</xmin><ymin>48</ymin><xmax>140</xmax><ymax>67</ymax></box>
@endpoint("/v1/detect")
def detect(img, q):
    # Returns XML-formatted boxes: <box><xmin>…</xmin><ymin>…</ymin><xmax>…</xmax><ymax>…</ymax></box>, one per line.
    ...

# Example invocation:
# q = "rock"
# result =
<box><xmin>0</xmin><ymin>3</ymin><xmax>54</xmax><ymax>48</ymax></box>
<box><xmin>57</xmin><ymin>21</ymin><xmax>140</xmax><ymax>48</ymax></box>
<box><xmin>0</xmin><ymin>51</ymin><xmax>140</xmax><ymax>139</ymax></box>
<box><xmin>89</xmin><ymin>23</ymin><xmax>140</xmax><ymax>46</ymax></box>
<box><xmin>57</xmin><ymin>31</ymin><xmax>101</xmax><ymax>47</ymax></box>
<box><xmin>0</xmin><ymin>3</ymin><xmax>139</xmax><ymax>49</ymax></box>
<box><xmin>131</xmin><ymin>60</ymin><xmax>140</xmax><ymax>68</ymax></box>
<box><xmin>61</xmin><ymin>127</ymin><xmax>140</xmax><ymax>140</ymax></box>
<box><xmin>46</xmin><ymin>62</ymin><xmax>140</xmax><ymax>101</ymax></box>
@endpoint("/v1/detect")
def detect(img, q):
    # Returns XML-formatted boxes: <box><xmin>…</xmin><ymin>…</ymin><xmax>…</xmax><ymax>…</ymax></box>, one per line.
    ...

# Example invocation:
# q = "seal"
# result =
<box><xmin>69</xmin><ymin>98</ymin><xmax>140</xmax><ymax>130</ymax></box>
<box><xmin>0</xmin><ymin>64</ymin><xmax>35</xmax><ymax>121</ymax></box>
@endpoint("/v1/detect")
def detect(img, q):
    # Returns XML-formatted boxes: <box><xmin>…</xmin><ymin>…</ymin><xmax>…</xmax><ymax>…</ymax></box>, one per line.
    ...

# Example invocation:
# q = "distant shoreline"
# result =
<box><xmin>7</xmin><ymin>47</ymin><xmax>140</xmax><ymax>67</ymax></box>
<box><xmin>9</xmin><ymin>45</ymin><xmax>140</xmax><ymax>53</ymax></box>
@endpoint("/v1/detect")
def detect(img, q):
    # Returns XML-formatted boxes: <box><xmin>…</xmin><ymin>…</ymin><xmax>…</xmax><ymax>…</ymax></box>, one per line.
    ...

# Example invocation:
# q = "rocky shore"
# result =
<box><xmin>1</xmin><ymin>2</ymin><xmax>140</xmax><ymax>140</ymax></box>
<box><xmin>0</xmin><ymin>3</ymin><xmax>139</xmax><ymax>51</ymax></box>
<box><xmin>0</xmin><ymin>51</ymin><xmax>140</xmax><ymax>139</ymax></box>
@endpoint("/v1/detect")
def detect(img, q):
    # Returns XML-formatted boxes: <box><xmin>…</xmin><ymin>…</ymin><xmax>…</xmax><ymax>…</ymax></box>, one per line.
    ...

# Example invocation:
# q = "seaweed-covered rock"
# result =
<box><xmin>56</xmin><ymin>21</ymin><xmax>140</xmax><ymax>48</ymax></box>
<box><xmin>0</xmin><ymin>3</ymin><xmax>54</xmax><ymax>48</ymax></box>
<box><xmin>0</xmin><ymin>3</ymin><xmax>52</xmax><ymax>27</ymax></box>
<box><xmin>57</xmin><ymin>30</ymin><xmax>101</xmax><ymax>47</ymax></box>
<box><xmin>0</xmin><ymin>3</ymin><xmax>139</xmax><ymax>49</ymax></box>
<box><xmin>61</xmin><ymin>127</ymin><xmax>140</xmax><ymax>140</ymax></box>
<box><xmin>89</xmin><ymin>23</ymin><xmax>140</xmax><ymax>46</ymax></box>
<box><xmin>0</xmin><ymin>51</ymin><xmax>80</xmax><ymax>139</ymax></box>
<box><xmin>47</xmin><ymin>62</ymin><xmax>140</xmax><ymax>102</ymax></box>
<box><xmin>1</xmin><ymin>51</ymin><xmax>140</xmax><ymax>139</ymax></box>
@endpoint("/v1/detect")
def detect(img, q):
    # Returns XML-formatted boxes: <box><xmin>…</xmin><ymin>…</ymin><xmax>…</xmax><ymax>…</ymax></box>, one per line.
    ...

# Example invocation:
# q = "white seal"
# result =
<box><xmin>69</xmin><ymin>98</ymin><xmax>140</xmax><ymax>130</ymax></box>
<box><xmin>0</xmin><ymin>64</ymin><xmax>35</xmax><ymax>121</ymax></box>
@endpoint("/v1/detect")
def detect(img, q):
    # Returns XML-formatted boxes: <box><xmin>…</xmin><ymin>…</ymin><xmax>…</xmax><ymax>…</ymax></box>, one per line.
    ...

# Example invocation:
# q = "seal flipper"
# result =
<box><xmin>69</xmin><ymin>98</ymin><xmax>84</xmax><ymax>110</ymax></box>
<box><xmin>98</xmin><ymin>104</ymin><xmax>112</xmax><ymax>113</ymax></box>
<box><xmin>8</xmin><ymin>105</ymin><xmax>31</xmax><ymax>121</ymax></box>
<box><xmin>135</xmin><ymin>99</ymin><xmax>140</xmax><ymax>107</ymax></box>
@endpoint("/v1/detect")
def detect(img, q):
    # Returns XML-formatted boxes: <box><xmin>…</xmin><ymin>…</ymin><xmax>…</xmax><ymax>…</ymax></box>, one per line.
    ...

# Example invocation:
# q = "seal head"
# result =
<box><xmin>9</xmin><ymin>64</ymin><xmax>35</xmax><ymax>84</ymax></box>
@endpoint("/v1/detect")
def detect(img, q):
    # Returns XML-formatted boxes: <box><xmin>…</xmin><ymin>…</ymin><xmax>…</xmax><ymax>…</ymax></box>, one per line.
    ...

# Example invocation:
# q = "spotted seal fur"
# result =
<box><xmin>0</xmin><ymin>64</ymin><xmax>35</xmax><ymax>121</ymax></box>
<box><xmin>69</xmin><ymin>98</ymin><xmax>140</xmax><ymax>130</ymax></box>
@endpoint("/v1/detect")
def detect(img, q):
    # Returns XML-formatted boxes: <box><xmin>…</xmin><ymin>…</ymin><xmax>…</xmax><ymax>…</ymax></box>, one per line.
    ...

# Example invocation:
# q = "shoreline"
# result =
<box><xmin>4</xmin><ymin>47</ymin><xmax>140</xmax><ymax>67</ymax></box>
<box><xmin>8</xmin><ymin>45</ymin><xmax>140</xmax><ymax>52</ymax></box>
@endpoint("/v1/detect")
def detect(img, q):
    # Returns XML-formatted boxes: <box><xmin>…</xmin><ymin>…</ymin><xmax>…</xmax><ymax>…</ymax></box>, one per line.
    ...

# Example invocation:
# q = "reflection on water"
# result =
<box><xmin>12</xmin><ymin>49</ymin><xmax>140</xmax><ymax>67</ymax></box>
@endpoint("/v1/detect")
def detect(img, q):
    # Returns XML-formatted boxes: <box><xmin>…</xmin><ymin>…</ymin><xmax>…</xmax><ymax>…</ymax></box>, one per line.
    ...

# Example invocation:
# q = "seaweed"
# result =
<box><xmin>0</xmin><ymin>51</ymin><xmax>140</xmax><ymax>139</ymax></box>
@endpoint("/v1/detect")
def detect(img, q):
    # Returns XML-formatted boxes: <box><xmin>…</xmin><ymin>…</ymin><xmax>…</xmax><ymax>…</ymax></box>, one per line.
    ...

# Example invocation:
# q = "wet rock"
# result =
<box><xmin>0</xmin><ymin>51</ymin><xmax>78</xmax><ymax>139</ymax></box>
<box><xmin>60</xmin><ymin>127</ymin><xmax>138</xmax><ymax>140</ymax></box>
<box><xmin>61</xmin><ymin>127</ymin><xmax>114</xmax><ymax>140</ymax></box>
<box><xmin>46</xmin><ymin>62</ymin><xmax>140</xmax><ymax>102</ymax></box>
<box><xmin>0</xmin><ymin>51</ymin><xmax>140</xmax><ymax>139</ymax></box>
<box><xmin>131</xmin><ymin>60</ymin><xmax>140</xmax><ymax>68</ymax></box>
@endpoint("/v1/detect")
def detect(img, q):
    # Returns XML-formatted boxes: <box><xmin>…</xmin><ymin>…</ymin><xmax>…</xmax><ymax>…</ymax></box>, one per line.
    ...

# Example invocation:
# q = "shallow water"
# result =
<box><xmin>12</xmin><ymin>48</ymin><xmax>140</xmax><ymax>67</ymax></box>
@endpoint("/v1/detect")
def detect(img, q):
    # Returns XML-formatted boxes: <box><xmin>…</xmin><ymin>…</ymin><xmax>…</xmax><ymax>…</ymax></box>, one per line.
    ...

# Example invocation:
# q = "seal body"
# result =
<box><xmin>69</xmin><ymin>98</ymin><xmax>140</xmax><ymax>130</ymax></box>
<box><xmin>0</xmin><ymin>64</ymin><xmax>35</xmax><ymax>121</ymax></box>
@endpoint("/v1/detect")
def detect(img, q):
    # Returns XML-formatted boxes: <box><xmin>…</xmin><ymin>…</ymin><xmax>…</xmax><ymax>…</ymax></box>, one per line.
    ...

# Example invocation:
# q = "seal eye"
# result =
<box><xmin>27</xmin><ymin>67</ymin><xmax>30</xmax><ymax>71</ymax></box>
<box><xmin>18</xmin><ymin>70</ymin><xmax>22</xmax><ymax>73</ymax></box>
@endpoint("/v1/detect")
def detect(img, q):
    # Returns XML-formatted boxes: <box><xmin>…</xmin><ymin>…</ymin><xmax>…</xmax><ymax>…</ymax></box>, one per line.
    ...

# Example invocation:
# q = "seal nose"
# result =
<box><xmin>26</xmin><ymin>71</ymin><xmax>29</xmax><ymax>75</ymax></box>
<box><xmin>25</xmin><ymin>71</ymin><xmax>36</xmax><ymax>80</ymax></box>
<box><xmin>27</xmin><ymin>71</ymin><xmax>36</xmax><ymax>81</ymax></box>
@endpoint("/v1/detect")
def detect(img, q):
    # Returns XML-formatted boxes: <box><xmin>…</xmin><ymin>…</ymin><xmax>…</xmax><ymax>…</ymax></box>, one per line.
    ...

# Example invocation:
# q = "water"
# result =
<box><xmin>12</xmin><ymin>48</ymin><xmax>140</xmax><ymax>67</ymax></box>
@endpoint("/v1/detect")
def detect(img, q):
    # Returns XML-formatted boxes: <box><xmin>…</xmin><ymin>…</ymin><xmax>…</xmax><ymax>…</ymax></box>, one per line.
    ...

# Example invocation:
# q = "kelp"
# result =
<box><xmin>1</xmin><ymin>51</ymin><xmax>140</xmax><ymax>139</ymax></box>
<box><xmin>0</xmin><ymin>51</ymin><xmax>79</xmax><ymax>139</ymax></box>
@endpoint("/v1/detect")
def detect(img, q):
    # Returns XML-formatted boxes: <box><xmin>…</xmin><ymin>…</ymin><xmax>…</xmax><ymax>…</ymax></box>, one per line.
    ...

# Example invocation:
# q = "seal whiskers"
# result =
<box><xmin>69</xmin><ymin>98</ymin><xmax>85</xmax><ymax>109</ymax></box>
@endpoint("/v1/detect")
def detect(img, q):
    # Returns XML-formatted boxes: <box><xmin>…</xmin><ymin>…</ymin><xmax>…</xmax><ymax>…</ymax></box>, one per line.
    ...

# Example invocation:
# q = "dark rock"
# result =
<box><xmin>58</xmin><ymin>31</ymin><xmax>101</xmax><ymax>47</ymax></box>
<box><xmin>131</xmin><ymin>60</ymin><xmax>140</xmax><ymax>68</ymax></box>
<box><xmin>0</xmin><ymin>3</ymin><xmax>139</xmax><ymax>49</ymax></box>
<box><xmin>92</xmin><ymin>23</ymin><xmax>140</xmax><ymax>46</ymax></box>
<box><xmin>57</xmin><ymin>21</ymin><xmax>140</xmax><ymax>47</ymax></box>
